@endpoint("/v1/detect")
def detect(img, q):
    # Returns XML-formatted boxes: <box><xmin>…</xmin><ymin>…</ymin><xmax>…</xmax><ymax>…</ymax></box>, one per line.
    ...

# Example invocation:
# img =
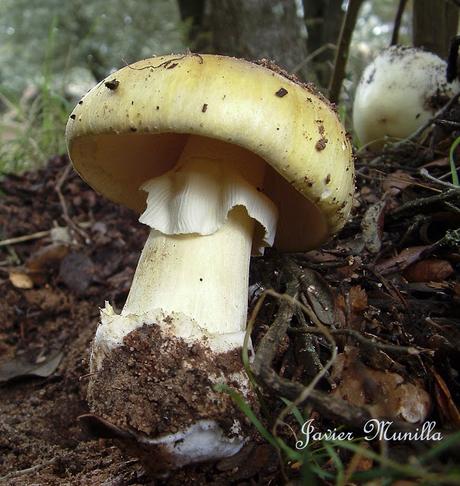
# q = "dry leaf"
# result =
<box><xmin>403</xmin><ymin>259</ymin><xmax>454</xmax><ymax>282</ymax></box>
<box><xmin>345</xmin><ymin>442</ymin><xmax>373</xmax><ymax>476</ymax></box>
<box><xmin>332</xmin><ymin>347</ymin><xmax>430</xmax><ymax>423</ymax></box>
<box><xmin>59</xmin><ymin>251</ymin><xmax>95</xmax><ymax>294</ymax></box>
<box><xmin>304</xmin><ymin>250</ymin><xmax>338</xmax><ymax>263</ymax></box>
<box><xmin>9</xmin><ymin>271</ymin><xmax>33</xmax><ymax>289</ymax></box>
<box><xmin>432</xmin><ymin>370</ymin><xmax>460</xmax><ymax>427</ymax></box>
<box><xmin>349</xmin><ymin>285</ymin><xmax>368</xmax><ymax>313</ymax></box>
<box><xmin>382</xmin><ymin>170</ymin><xmax>415</xmax><ymax>195</ymax></box>
<box><xmin>300</xmin><ymin>268</ymin><xmax>336</xmax><ymax>325</ymax></box>
<box><xmin>26</xmin><ymin>243</ymin><xmax>69</xmax><ymax>274</ymax></box>
<box><xmin>0</xmin><ymin>351</ymin><xmax>63</xmax><ymax>382</ymax></box>
<box><xmin>375</xmin><ymin>245</ymin><xmax>432</xmax><ymax>275</ymax></box>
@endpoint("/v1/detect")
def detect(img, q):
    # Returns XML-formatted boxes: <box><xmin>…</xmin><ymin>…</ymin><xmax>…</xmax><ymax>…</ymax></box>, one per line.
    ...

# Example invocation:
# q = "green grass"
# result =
<box><xmin>0</xmin><ymin>15</ymin><xmax>71</xmax><ymax>175</ymax></box>
<box><xmin>448</xmin><ymin>135</ymin><xmax>460</xmax><ymax>186</ymax></box>
<box><xmin>0</xmin><ymin>85</ymin><xmax>70</xmax><ymax>174</ymax></box>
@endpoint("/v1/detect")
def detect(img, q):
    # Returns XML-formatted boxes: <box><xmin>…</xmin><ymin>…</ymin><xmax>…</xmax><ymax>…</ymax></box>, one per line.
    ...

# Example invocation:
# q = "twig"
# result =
<box><xmin>389</xmin><ymin>188</ymin><xmax>460</xmax><ymax>220</ymax></box>
<box><xmin>270</xmin><ymin>291</ymin><xmax>338</xmax><ymax>443</ymax></box>
<box><xmin>400</xmin><ymin>214</ymin><xmax>431</xmax><ymax>245</ymax></box>
<box><xmin>328</xmin><ymin>0</ymin><xmax>364</xmax><ymax>103</ymax></box>
<box><xmin>0</xmin><ymin>230</ymin><xmax>50</xmax><ymax>247</ymax></box>
<box><xmin>390</xmin><ymin>0</ymin><xmax>408</xmax><ymax>46</ymax></box>
<box><xmin>288</xmin><ymin>326</ymin><xmax>433</xmax><ymax>356</ymax></box>
<box><xmin>252</xmin><ymin>285</ymin><xmax>298</xmax><ymax>374</ymax></box>
<box><xmin>250</xmin><ymin>280</ymin><xmax>339</xmax><ymax>456</ymax></box>
<box><xmin>254</xmin><ymin>356</ymin><xmax>422</xmax><ymax>434</ymax></box>
<box><xmin>292</xmin><ymin>43</ymin><xmax>336</xmax><ymax>74</ymax></box>
<box><xmin>419</xmin><ymin>168</ymin><xmax>460</xmax><ymax>190</ymax></box>
<box><xmin>0</xmin><ymin>458</ymin><xmax>56</xmax><ymax>482</ymax></box>
<box><xmin>433</xmin><ymin>119</ymin><xmax>460</xmax><ymax>129</ymax></box>
<box><xmin>0</xmin><ymin>222</ymin><xmax>91</xmax><ymax>248</ymax></box>
<box><xmin>55</xmin><ymin>164</ymin><xmax>90</xmax><ymax>243</ymax></box>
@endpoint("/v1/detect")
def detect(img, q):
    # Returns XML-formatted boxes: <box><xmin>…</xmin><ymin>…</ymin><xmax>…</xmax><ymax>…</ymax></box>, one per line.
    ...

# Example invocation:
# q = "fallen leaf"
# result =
<box><xmin>375</xmin><ymin>245</ymin><xmax>432</xmax><ymax>275</ymax></box>
<box><xmin>9</xmin><ymin>270</ymin><xmax>33</xmax><ymax>289</ymax></box>
<box><xmin>300</xmin><ymin>268</ymin><xmax>336</xmax><ymax>326</ymax></box>
<box><xmin>453</xmin><ymin>282</ymin><xmax>460</xmax><ymax>297</ymax></box>
<box><xmin>382</xmin><ymin>170</ymin><xmax>416</xmax><ymax>195</ymax></box>
<box><xmin>403</xmin><ymin>259</ymin><xmax>454</xmax><ymax>282</ymax></box>
<box><xmin>432</xmin><ymin>370</ymin><xmax>460</xmax><ymax>427</ymax></box>
<box><xmin>0</xmin><ymin>350</ymin><xmax>63</xmax><ymax>382</ymax></box>
<box><xmin>303</xmin><ymin>250</ymin><xmax>338</xmax><ymax>263</ymax></box>
<box><xmin>332</xmin><ymin>347</ymin><xmax>430</xmax><ymax>423</ymax></box>
<box><xmin>26</xmin><ymin>243</ymin><xmax>70</xmax><ymax>283</ymax></box>
<box><xmin>345</xmin><ymin>442</ymin><xmax>373</xmax><ymax>476</ymax></box>
<box><xmin>349</xmin><ymin>285</ymin><xmax>368</xmax><ymax>313</ymax></box>
<box><xmin>360</xmin><ymin>185</ymin><xmax>380</xmax><ymax>203</ymax></box>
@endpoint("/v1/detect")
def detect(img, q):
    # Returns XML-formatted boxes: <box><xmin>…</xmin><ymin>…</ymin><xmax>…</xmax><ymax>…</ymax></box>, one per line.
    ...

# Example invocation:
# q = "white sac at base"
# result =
<box><xmin>137</xmin><ymin>419</ymin><xmax>245</xmax><ymax>468</ymax></box>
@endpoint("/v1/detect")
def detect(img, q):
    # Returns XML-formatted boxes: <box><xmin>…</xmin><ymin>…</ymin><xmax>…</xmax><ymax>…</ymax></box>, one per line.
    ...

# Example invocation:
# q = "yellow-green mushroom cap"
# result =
<box><xmin>65</xmin><ymin>54</ymin><xmax>354</xmax><ymax>251</ymax></box>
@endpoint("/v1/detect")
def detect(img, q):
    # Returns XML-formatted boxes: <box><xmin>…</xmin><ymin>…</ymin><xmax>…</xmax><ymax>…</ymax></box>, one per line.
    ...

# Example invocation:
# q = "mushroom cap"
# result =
<box><xmin>66</xmin><ymin>54</ymin><xmax>354</xmax><ymax>251</ymax></box>
<box><xmin>353</xmin><ymin>46</ymin><xmax>460</xmax><ymax>148</ymax></box>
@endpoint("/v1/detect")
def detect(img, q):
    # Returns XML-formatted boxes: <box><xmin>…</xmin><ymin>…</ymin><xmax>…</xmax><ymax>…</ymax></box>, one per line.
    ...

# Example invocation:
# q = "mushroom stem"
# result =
<box><xmin>123</xmin><ymin>205</ymin><xmax>255</xmax><ymax>336</ymax></box>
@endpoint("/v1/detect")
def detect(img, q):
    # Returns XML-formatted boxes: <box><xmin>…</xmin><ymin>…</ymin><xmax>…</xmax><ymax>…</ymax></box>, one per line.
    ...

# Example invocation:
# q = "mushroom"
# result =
<box><xmin>353</xmin><ymin>45</ymin><xmax>460</xmax><ymax>149</ymax></box>
<box><xmin>66</xmin><ymin>54</ymin><xmax>354</xmax><ymax>470</ymax></box>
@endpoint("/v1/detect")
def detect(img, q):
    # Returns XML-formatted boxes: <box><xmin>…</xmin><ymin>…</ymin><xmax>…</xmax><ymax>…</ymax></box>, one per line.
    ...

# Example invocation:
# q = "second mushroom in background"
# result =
<box><xmin>353</xmin><ymin>45</ymin><xmax>460</xmax><ymax>149</ymax></box>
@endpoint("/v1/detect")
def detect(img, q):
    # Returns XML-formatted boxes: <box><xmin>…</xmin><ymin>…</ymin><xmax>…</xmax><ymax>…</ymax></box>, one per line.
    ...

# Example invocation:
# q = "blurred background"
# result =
<box><xmin>0</xmin><ymin>0</ymin><xmax>456</xmax><ymax>173</ymax></box>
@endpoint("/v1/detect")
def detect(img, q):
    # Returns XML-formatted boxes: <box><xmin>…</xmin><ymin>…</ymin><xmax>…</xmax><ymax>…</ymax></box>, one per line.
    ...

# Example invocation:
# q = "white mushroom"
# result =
<box><xmin>353</xmin><ymin>46</ymin><xmax>460</xmax><ymax>149</ymax></box>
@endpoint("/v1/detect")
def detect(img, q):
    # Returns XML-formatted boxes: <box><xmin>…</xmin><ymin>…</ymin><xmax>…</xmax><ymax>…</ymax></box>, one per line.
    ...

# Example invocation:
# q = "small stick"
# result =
<box><xmin>328</xmin><ymin>0</ymin><xmax>364</xmax><ymax>103</ymax></box>
<box><xmin>0</xmin><ymin>222</ymin><xmax>92</xmax><ymax>248</ymax></box>
<box><xmin>0</xmin><ymin>458</ymin><xmax>56</xmax><ymax>482</ymax></box>
<box><xmin>292</xmin><ymin>43</ymin><xmax>336</xmax><ymax>74</ymax></box>
<box><xmin>288</xmin><ymin>326</ymin><xmax>433</xmax><ymax>356</ymax></box>
<box><xmin>390</xmin><ymin>0</ymin><xmax>409</xmax><ymax>46</ymax></box>
<box><xmin>419</xmin><ymin>168</ymin><xmax>460</xmax><ymax>190</ymax></box>
<box><xmin>55</xmin><ymin>164</ymin><xmax>90</xmax><ymax>243</ymax></box>
<box><xmin>389</xmin><ymin>188</ymin><xmax>459</xmax><ymax>220</ymax></box>
<box><xmin>0</xmin><ymin>230</ymin><xmax>50</xmax><ymax>248</ymax></box>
